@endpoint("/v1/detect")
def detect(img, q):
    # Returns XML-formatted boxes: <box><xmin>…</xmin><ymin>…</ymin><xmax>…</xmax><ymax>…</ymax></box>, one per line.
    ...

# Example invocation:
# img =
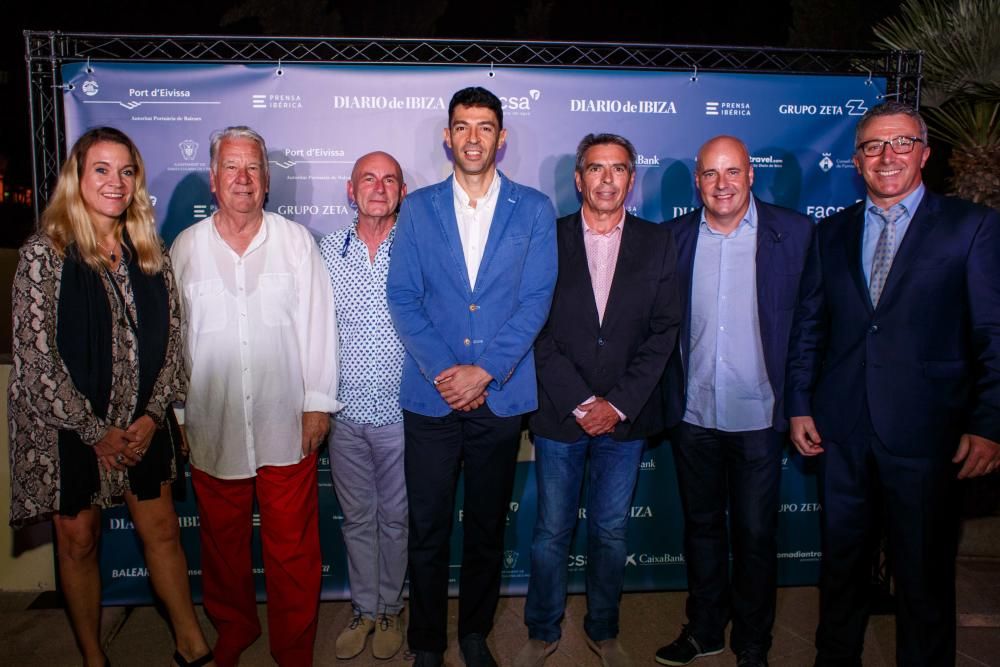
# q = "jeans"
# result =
<box><xmin>524</xmin><ymin>434</ymin><xmax>645</xmax><ymax>643</ymax></box>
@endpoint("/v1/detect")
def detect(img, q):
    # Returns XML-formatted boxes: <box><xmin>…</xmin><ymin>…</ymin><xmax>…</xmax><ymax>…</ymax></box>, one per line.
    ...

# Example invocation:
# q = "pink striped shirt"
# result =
<box><xmin>582</xmin><ymin>211</ymin><xmax>626</xmax><ymax>324</ymax></box>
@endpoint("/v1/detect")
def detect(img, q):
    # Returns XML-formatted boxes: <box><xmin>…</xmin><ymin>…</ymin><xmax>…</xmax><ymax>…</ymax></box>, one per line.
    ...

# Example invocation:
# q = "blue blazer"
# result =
<box><xmin>785</xmin><ymin>191</ymin><xmax>1000</xmax><ymax>456</ymax></box>
<box><xmin>387</xmin><ymin>173</ymin><xmax>557</xmax><ymax>418</ymax></box>
<box><xmin>663</xmin><ymin>198</ymin><xmax>814</xmax><ymax>432</ymax></box>
<box><xmin>530</xmin><ymin>212</ymin><xmax>681</xmax><ymax>442</ymax></box>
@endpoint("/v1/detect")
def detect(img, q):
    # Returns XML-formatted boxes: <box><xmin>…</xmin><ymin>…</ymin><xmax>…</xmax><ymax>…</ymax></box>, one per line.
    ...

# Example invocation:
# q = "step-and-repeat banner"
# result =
<box><xmin>60</xmin><ymin>61</ymin><xmax>883</xmax><ymax>604</ymax></box>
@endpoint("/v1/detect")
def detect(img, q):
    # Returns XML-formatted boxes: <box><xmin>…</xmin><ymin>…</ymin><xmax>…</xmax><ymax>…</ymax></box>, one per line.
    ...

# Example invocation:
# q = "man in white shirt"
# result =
<box><xmin>171</xmin><ymin>126</ymin><xmax>341</xmax><ymax>667</ymax></box>
<box><xmin>387</xmin><ymin>87</ymin><xmax>557</xmax><ymax>667</ymax></box>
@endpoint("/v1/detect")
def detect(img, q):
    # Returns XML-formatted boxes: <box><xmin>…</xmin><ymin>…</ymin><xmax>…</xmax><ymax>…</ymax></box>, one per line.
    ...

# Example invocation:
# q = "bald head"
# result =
<box><xmin>348</xmin><ymin>151</ymin><xmax>406</xmax><ymax>226</ymax></box>
<box><xmin>695</xmin><ymin>135</ymin><xmax>755</xmax><ymax>231</ymax></box>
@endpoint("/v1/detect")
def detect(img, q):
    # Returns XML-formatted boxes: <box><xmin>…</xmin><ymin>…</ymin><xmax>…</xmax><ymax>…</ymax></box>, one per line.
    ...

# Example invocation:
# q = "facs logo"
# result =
<box><xmin>81</xmin><ymin>80</ymin><xmax>99</xmax><ymax>97</ymax></box>
<box><xmin>819</xmin><ymin>153</ymin><xmax>834</xmax><ymax>172</ymax></box>
<box><xmin>503</xmin><ymin>550</ymin><xmax>519</xmax><ymax>570</ymax></box>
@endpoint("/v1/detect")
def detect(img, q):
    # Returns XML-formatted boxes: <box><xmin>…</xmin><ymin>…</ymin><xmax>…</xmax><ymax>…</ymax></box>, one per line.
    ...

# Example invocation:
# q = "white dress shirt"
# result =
<box><xmin>453</xmin><ymin>172</ymin><xmax>502</xmax><ymax>290</ymax></box>
<box><xmin>171</xmin><ymin>211</ymin><xmax>342</xmax><ymax>479</ymax></box>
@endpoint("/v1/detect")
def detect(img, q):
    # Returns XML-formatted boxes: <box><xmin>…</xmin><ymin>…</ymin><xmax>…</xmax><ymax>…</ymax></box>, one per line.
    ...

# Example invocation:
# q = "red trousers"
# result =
<box><xmin>192</xmin><ymin>453</ymin><xmax>321</xmax><ymax>667</ymax></box>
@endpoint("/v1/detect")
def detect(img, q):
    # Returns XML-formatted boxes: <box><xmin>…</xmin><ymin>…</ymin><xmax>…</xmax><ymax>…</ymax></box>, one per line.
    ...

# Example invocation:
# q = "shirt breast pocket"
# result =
<box><xmin>186</xmin><ymin>278</ymin><xmax>227</xmax><ymax>333</ymax></box>
<box><xmin>260</xmin><ymin>273</ymin><xmax>296</xmax><ymax>327</ymax></box>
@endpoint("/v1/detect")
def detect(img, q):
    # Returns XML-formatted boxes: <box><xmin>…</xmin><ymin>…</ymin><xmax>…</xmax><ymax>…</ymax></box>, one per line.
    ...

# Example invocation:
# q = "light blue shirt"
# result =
<box><xmin>684</xmin><ymin>197</ymin><xmax>774</xmax><ymax>432</ymax></box>
<box><xmin>319</xmin><ymin>222</ymin><xmax>405</xmax><ymax>426</ymax></box>
<box><xmin>862</xmin><ymin>183</ymin><xmax>925</xmax><ymax>286</ymax></box>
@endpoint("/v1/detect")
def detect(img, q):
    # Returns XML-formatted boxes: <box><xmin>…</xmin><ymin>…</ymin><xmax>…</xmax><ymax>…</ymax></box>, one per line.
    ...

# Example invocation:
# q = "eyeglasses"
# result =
<box><xmin>856</xmin><ymin>136</ymin><xmax>924</xmax><ymax>157</ymax></box>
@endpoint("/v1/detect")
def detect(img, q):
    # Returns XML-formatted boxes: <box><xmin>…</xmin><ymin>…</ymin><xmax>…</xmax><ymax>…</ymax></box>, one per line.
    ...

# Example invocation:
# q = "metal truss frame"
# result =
<box><xmin>24</xmin><ymin>32</ymin><xmax>922</xmax><ymax>216</ymax></box>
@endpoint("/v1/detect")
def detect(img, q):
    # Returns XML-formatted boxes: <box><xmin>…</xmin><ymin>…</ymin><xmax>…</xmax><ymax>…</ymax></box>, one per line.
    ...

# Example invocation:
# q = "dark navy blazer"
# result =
<box><xmin>785</xmin><ymin>191</ymin><xmax>1000</xmax><ymax>456</ymax></box>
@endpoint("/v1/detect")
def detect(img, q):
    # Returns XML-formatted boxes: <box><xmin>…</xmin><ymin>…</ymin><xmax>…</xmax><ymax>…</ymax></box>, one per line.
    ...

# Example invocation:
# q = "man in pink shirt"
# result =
<box><xmin>517</xmin><ymin>133</ymin><xmax>682</xmax><ymax>667</ymax></box>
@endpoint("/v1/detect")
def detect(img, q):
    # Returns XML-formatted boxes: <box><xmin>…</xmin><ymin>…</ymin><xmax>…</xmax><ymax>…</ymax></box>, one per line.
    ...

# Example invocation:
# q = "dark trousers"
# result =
<box><xmin>815</xmin><ymin>407</ymin><xmax>958</xmax><ymax>667</ymax></box>
<box><xmin>671</xmin><ymin>421</ymin><xmax>783</xmax><ymax>653</ymax></box>
<box><xmin>403</xmin><ymin>406</ymin><xmax>523</xmax><ymax>653</ymax></box>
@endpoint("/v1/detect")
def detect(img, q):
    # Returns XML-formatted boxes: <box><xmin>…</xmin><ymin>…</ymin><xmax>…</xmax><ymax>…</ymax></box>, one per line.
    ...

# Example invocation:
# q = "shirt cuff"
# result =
<box><xmin>304</xmin><ymin>391</ymin><xmax>344</xmax><ymax>414</ymax></box>
<box><xmin>572</xmin><ymin>396</ymin><xmax>626</xmax><ymax>421</ymax></box>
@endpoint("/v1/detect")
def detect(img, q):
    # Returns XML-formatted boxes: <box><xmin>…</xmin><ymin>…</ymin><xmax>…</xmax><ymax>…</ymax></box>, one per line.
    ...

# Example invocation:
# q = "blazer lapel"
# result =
<box><xmin>475</xmin><ymin>173</ymin><xmax>517</xmax><ymax>293</ymax></box>
<box><xmin>755</xmin><ymin>201</ymin><xmax>780</xmax><ymax>342</ymax></box>
<box><xmin>431</xmin><ymin>176</ymin><xmax>473</xmax><ymax>295</ymax></box>
<box><xmin>844</xmin><ymin>204</ymin><xmax>871</xmax><ymax>312</ymax></box>
<box><xmin>674</xmin><ymin>213</ymin><xmax>700</xmax><ymax>366</ymax></box>
<box><xmin>564</xmin><ymin>212</ymin><xmax>602</xmax><ymax>329</ymax></box>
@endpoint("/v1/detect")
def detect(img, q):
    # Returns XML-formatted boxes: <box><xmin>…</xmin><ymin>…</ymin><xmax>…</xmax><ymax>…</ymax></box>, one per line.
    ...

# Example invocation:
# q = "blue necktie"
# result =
<box><xmin>868</xmin><ymin>204</ymin><xmax>905</xmax><ymax>307</ymax></box>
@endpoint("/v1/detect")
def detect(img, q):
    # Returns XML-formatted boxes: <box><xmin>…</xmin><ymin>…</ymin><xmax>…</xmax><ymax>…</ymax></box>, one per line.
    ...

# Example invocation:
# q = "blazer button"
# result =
<box><xmin>869</xmin><ymin>324</ymin><xmax>879</xmax><ymax>334</ymax></box>
<box><xmin>597</xmin><ymin>337</ymin><xmax>605</xmax><ymax>346</ymax></box>
<box><xmin>463</xmin><ymin>338</ymin><xmax>471</xmax><ymax>346</ymax></box>
<box><xmin>469</xmin><ymin>303</ymin><xmax>479</xmax><ymax>312</ymax></box>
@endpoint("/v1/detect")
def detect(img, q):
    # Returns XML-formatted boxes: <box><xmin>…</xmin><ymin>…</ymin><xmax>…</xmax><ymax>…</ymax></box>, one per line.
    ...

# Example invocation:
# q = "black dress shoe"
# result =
<box><xmin>459</xmin><ymin>633</ymin><xmax>498</xmax><ymax>667</ymax></box>
<box><xmin>412</xmin><ymin>649</ymin><xmax>445</xmax><ymax>667</ymax></box>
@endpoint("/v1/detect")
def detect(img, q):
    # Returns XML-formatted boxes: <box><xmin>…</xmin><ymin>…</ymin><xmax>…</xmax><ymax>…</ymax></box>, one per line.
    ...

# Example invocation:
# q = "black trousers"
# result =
<box><xmin>815</xmin><ymin>406</ymin><xmax>958</xmax><ymax>667</ymax></box>
<box><xmin>403</xmin><ymin>405</ymin><xmax>522</xmax><ymax>653</ymax></box>
<box><xmin>671</xmin><ymin>421</ymin><xmax>784</xmax><ymax>654</ymax></box>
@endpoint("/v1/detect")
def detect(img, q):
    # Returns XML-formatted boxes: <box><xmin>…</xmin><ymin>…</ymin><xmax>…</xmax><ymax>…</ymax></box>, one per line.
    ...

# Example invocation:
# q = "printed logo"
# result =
<box><xmin>751</xmin><ymin>155</ymin><xmax>784</xmax><ymax>169</ymax></box>
<box><xmin>819</xmin><ymin>153</ymin><xmax>834</xmax><ymax>172</ymax></box>
<box><xmin>706</xmin><ymin>101</ymin><xmax>751</xmax><ymax>117</ymax></box>
<box><xmin>193</xmin><ymin>204</ymin><xmax>212</xmax><ymax>220</ymax></box>
<box><xmin>179</xmin><ymin>139</ymin><xmax>199</xmax><ymax>160</ymax></box>
<box><xmin>81</xmin><ymin>80</ymin><xmax>99</xmax><ymax>96</ymax></box>
<box><xmin>638</xmin><ymin>552</ymin><xmax>686</xmax><ymax>565</ymax></box>
<box><xmin>640</xmin><ymin>458</ymin><xmax>656</xmax><ymax>471</ymax></box>
<box><xmin>252</xmin><ymin>94</ymin><xmax>267</xmax><ymax>109</ymax></box>
<box><xmin>636</xmin><ymin>154</ymin><xmax>660</xmax><ymax>167</ymax></box>
<box><xmin>503</xmin><ymin>550</ymin><xmax>519</xmax><ymax>570</ymax></box>
<box><xmin>845</xmin><ymin>99</ymin><xmax>868</xmax><ymax>116</ymax></box>
<box><xmin>625</xmin><ymin>553</ymin><xmax>638</xmax><ymax>566</ymax></box>
<box><xmin>570</xmin><ymin>98</ymin><xmax>677</xmax><ymax>114</ymax></box>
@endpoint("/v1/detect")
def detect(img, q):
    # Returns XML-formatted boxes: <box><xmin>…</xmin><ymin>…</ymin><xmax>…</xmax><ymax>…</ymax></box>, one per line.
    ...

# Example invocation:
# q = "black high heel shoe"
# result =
<box><xmin>172</xmin><ymin>649</ymin><xmax>214</xmax><ymax>667</ymax></box>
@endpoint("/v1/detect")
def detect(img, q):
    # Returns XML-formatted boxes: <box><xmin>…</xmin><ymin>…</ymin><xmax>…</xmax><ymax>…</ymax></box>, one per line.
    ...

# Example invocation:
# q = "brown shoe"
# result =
<box><xmin>335</xmin><ymin>614</ymin><xmax>374</xmax><ymax>659</ymax></box>
<box><xmin>513</xmin><ymin>639</ymin><xmax>559</xmax><ymax>667</ymax></box>
<box><xmin>585</xmin><ymin>637</ymin><xmax>632</xmax><ymax>667</ymax></box>
<box><xmin>372</xmin><ymin>612</ymin><xmax>405</xmax><ymax>659</ymax></box>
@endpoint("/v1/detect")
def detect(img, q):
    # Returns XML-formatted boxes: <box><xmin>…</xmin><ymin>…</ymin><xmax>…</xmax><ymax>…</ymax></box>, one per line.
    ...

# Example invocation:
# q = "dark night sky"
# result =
<box><xmin>1</xmin><ymin>0</ymin><xmax>902</xmax><ymax>188</ymax></box>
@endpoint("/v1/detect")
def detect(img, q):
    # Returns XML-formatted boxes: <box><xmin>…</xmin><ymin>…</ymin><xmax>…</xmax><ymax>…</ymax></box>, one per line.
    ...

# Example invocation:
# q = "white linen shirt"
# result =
<box><xmin>171</xmin><ymin>211</ymin><xmax>342</xmax><ymax>479</ymax></box>
<box><xmin>453</xmin><ymin>172</ymin><xmax>502</xmax><ymax>290</ymax></box>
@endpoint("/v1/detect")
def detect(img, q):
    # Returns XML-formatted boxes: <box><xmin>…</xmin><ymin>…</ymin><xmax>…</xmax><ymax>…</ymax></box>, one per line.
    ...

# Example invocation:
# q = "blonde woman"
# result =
<box><xmin>8</xmin><ymin>127</ymin><xmax>214</xmax><ymax>667</ymax></box>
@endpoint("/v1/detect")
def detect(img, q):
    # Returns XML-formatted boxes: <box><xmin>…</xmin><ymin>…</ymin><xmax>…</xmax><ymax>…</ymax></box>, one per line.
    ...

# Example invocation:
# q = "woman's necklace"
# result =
<box><xmin>97</xmin><ymin>239</ymin><xmax>121</xmax><ymax>264</ymax></box>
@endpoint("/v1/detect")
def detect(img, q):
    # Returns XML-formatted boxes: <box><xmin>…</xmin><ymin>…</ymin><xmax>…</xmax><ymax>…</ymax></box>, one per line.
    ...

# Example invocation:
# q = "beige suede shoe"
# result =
<box><xmin>585</xmin><ymin>637</ymin><xmax>633</xmax><ymax>667</ymax></box>
<box><xmin>372</xmin><ymin>612</ymin><xmax>405</xmax><ymax>660</ymax></box>
<box><xmin>335</xmin><ymin>614</ymin><xmax>374</xmax><ymax>660</ymax></box>
<box><xmin>513</xmin><ymin>638</ymin><xmax>560</xmax><ymax>667</ymax></box>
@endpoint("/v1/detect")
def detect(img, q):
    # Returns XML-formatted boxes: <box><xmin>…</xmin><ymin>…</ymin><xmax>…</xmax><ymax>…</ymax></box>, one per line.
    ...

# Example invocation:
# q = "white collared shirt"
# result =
<box><xmin>453</xmin><ymin>172</ymin><xmax>502</xmax><ymax>290</ymax></box>
<box><xmin>171</xmin><ymin>211</ymin><xmax>343</xmax><ymax>479</ymax></box>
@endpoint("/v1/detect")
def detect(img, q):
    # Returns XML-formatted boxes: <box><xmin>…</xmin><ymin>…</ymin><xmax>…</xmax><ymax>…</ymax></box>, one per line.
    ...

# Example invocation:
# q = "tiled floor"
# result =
<box><xmin>1</xmin><ymin>560</ymin><xmax>997</xmax><ymax>666</ymax></box>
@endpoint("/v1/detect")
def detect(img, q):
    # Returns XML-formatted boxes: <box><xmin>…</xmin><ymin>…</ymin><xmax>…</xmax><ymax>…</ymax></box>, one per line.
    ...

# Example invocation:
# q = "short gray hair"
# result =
<box><xmin>209</xmin><ymin>126</ymin><xmax>269</xmax><ymax>181</ymax></box>
<box><xmin>575</xmin><ymin>133</ymin><xmax>637</xmax><ymax>174</ymax></box>
<box><xmin>854</xmin><ymin>101</ymin><xmax>928</xmax><ymax>147</ymax></box>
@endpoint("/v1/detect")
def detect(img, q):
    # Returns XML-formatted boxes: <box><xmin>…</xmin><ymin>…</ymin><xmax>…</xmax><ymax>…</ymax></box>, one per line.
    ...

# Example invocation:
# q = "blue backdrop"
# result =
<box><xmin>59</xmin><ymin>61</ymin><xmax>883</xmax><ymax>604</ymax></box>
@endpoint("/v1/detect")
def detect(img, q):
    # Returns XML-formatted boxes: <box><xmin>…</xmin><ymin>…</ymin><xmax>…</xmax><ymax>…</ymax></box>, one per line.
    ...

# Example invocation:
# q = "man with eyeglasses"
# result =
<box><xmin>787</xmin><ymin>101</ymin><xmax>1000</xmax><ymax>665</ymax></box>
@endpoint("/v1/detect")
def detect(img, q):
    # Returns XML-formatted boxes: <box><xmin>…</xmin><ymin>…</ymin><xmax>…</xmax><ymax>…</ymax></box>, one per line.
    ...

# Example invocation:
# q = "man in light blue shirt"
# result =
<box><xmin>319</xmin><ymin>151</ymin><xmax>408</xmax><ymax>662</ymax></box>
<box><xmin>658</xmin><ymin>136</ymin><xmax>814</xmax><ymax>667</ymax></box>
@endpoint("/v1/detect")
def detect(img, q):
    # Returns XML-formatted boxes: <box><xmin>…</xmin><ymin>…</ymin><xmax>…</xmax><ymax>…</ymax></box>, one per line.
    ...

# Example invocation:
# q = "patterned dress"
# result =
<box><xmin>7</xmin><ymin>233</ymin><xmax>186</xmax><ymax>526</ymax></box>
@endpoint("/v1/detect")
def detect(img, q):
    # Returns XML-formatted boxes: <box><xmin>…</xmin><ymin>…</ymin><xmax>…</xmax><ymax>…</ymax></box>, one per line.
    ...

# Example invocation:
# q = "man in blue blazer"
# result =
<box><xmin>517</xmin><ymin>133</ymin><xmax>680</xmax><ymax>667</ymax></box>
<box><xmin>786</xmin><ymin>101</ymin><xmax>1000</xmax><ymax>666</ymax></box>
<box><xmin>656</xmin><ymin>136</ymin><xmax>813</xmax><ymax>667</ymax></box>
<box><xmin>387</xmin><ymin>87</ymin><xmax>557</xmax><ymax>667</ymax></box>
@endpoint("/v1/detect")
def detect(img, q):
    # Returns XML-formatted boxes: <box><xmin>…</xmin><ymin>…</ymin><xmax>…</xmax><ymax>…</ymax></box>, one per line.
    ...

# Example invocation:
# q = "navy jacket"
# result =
<box><xmin>785</xmin><ymin>191</ymin><xmax>1000</xmax><ymax>456</ymax></box>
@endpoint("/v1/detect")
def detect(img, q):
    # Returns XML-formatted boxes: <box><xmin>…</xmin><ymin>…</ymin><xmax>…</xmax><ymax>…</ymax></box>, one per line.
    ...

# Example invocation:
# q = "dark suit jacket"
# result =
<box><xmin>663</xmin><ymin>198</ymin><xmax>814</xmax><ymax>432</ymax></box>
<box><xmin>530</xmin><ymin>211</ymin><xmax>681</xmax><ymax>442</ymax></box>
<box><xmin>786</xmin><ymin>191</ymin><xmax>1000</xmax><ymax>457</ymax></box>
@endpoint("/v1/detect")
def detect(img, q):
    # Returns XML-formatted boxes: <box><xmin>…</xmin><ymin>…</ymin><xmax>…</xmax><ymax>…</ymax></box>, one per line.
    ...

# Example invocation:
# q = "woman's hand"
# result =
<box><xmin>125</xmin><ymin>415</ymin><xmax>157</xmax><ymax>459</ymax></box>
<box><xmin>93</xmin><ymin>427</ymin><xmax>141</xmax><ymax>472</ymax></box>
